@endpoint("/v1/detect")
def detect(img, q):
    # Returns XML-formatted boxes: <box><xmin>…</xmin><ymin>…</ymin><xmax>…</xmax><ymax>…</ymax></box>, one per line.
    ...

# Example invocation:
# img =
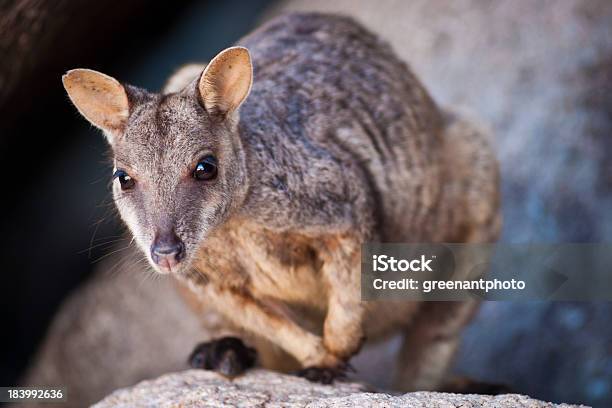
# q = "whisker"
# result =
<box><xmin>79</xmin><ymin>237</ymin><xmax>130</xmax><ymax>255</ymax></box>
<box><xmin>91</xmin><ymin>243</ymin><xmax>134</xmax><ymax>264</ymax></box>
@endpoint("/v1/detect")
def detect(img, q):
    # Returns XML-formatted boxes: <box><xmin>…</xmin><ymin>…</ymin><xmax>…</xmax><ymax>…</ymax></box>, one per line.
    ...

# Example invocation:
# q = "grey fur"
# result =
<box><xmin>64</xmin><ymin>12</ymin><xmax>500</xmax><ymax>390</ymax></box>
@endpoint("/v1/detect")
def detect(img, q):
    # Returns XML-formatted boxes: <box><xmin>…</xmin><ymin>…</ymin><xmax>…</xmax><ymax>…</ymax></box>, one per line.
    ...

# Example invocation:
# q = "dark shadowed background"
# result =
<box><xmin>1</xmin><ymin>1</ymin><xmax>611</xmax><ymax>407</ymax></box>
<box><xmin>0</xmin><ymin>0</ymin><xmax>271</xmax><ymax>386</ymax></box>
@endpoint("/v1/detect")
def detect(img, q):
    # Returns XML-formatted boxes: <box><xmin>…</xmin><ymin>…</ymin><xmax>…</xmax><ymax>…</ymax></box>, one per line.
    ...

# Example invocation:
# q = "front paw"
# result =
<box><xmin>189</xmin><ymin>337</ymin><xmax>257</xmax><ymax>378</ymax></box>
<box><xmin>295</xmin><ymin>363</ymin><xmax>353</xmax><ymax>385</ymax></box>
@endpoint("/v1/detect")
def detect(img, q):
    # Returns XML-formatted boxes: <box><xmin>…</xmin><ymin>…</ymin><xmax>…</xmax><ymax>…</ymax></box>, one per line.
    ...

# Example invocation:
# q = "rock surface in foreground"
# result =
<box><xmin>94</xmin><ymin>369</ymin><xmax>582</xmax><ymax>407</ymax></box>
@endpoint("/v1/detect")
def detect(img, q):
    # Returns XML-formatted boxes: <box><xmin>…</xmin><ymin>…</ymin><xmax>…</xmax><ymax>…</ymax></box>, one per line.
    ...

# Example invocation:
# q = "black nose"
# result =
<box><xmin>151</xmin><ymin>232</ymin><xmax>185</xmax><ymax>271</ymax></box>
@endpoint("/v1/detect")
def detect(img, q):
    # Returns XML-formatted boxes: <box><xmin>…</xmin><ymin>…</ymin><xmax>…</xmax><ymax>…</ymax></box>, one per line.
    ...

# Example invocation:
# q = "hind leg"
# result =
<box><xmin>393</xmin><ymin>299</ymin><xmax>479</xmax><ymax>391</ymax></box>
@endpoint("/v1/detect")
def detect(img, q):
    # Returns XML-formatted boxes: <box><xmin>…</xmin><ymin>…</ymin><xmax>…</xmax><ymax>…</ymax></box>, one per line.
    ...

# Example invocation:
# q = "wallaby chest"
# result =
<box><xmin>194</xmin><ymin>218</ymin><xmax>328</xmax><ymax>308</ymax></box>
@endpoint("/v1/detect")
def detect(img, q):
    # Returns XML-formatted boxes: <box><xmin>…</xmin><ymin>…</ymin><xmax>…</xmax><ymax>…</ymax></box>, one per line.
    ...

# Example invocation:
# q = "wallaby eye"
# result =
<box><xmin>193</xmin><ymin>155</ymin><xmax>218</xmax><ymax>181</ymax></box>
<box><xmin>113</xmin><ymin>170</ymin><xmax>135</xmax><ymax>190</ymax></box>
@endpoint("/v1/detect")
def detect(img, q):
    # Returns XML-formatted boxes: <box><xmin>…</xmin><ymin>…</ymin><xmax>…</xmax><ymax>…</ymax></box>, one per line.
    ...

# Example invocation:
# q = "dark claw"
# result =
<box><xmin>295</xmin><ymin>364</ymin><xmax>349</xmax><ymax>384</ymax></box>
<box><xmin>442</xmin><ymin>377</ymin><xmax>514</xmax><ymax>395</ymax></box>
<box><xmin>470</xmin><ymin>382</ymin><xmax>514</xmax><ymax>395</ymax></box>
<box><xmin>189</xmin><ymin>337</ymin><xmax>257</xmax><ymax>378</ymax></box>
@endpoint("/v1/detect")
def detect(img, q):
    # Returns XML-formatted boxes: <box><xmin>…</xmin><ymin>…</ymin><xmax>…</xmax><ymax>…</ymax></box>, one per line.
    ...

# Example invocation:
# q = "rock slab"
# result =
<box><xmin>94</xmin><ymin>369</ymin><xmax>583</xmax><ymax>407</ymax></box>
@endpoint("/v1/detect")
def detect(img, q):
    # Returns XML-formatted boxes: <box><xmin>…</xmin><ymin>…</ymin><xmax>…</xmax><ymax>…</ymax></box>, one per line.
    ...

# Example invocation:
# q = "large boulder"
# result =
<box><xmin>94</xmin><ymin>369</ymin><xmax>579</xmax><ymax>408</ymax></box>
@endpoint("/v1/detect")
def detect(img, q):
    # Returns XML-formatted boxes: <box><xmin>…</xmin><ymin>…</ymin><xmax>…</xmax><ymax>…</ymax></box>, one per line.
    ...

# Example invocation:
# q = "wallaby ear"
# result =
<box><xmin>62</xmin><ymin>69</ymin><xmax>129</xmax><ymax>136</ymax></box>
<box><xmin>164</xmin><ymin>63</ymin><xmax>207</xmax><ymax>94</ymax></box>
<box><xmin>198</xmin><ymin>47</ymin><xmax>253</xmax><ymax>117</ymax></box>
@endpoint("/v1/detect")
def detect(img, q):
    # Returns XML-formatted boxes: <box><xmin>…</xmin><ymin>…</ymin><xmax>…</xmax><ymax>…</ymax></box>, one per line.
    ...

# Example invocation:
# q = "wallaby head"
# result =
<box><xmin>63</xmin><ymin>47</ymin><xmax>253</xmax><ymax>274</ymax></box>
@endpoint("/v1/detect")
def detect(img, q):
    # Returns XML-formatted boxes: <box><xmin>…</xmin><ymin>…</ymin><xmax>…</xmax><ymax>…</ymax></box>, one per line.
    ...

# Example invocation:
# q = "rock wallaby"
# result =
<box><xmin>62</xmin><ymin>13</ymin><xmax>500</xmax><ymax>390</ymax></box>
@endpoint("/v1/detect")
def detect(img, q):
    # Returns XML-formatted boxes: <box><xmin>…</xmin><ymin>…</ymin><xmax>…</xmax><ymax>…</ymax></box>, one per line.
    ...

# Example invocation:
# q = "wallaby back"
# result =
<box><xmin>232</xmin><ymin>13</ymin><xmax>497</xmax><ymax>243</ymax></box>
